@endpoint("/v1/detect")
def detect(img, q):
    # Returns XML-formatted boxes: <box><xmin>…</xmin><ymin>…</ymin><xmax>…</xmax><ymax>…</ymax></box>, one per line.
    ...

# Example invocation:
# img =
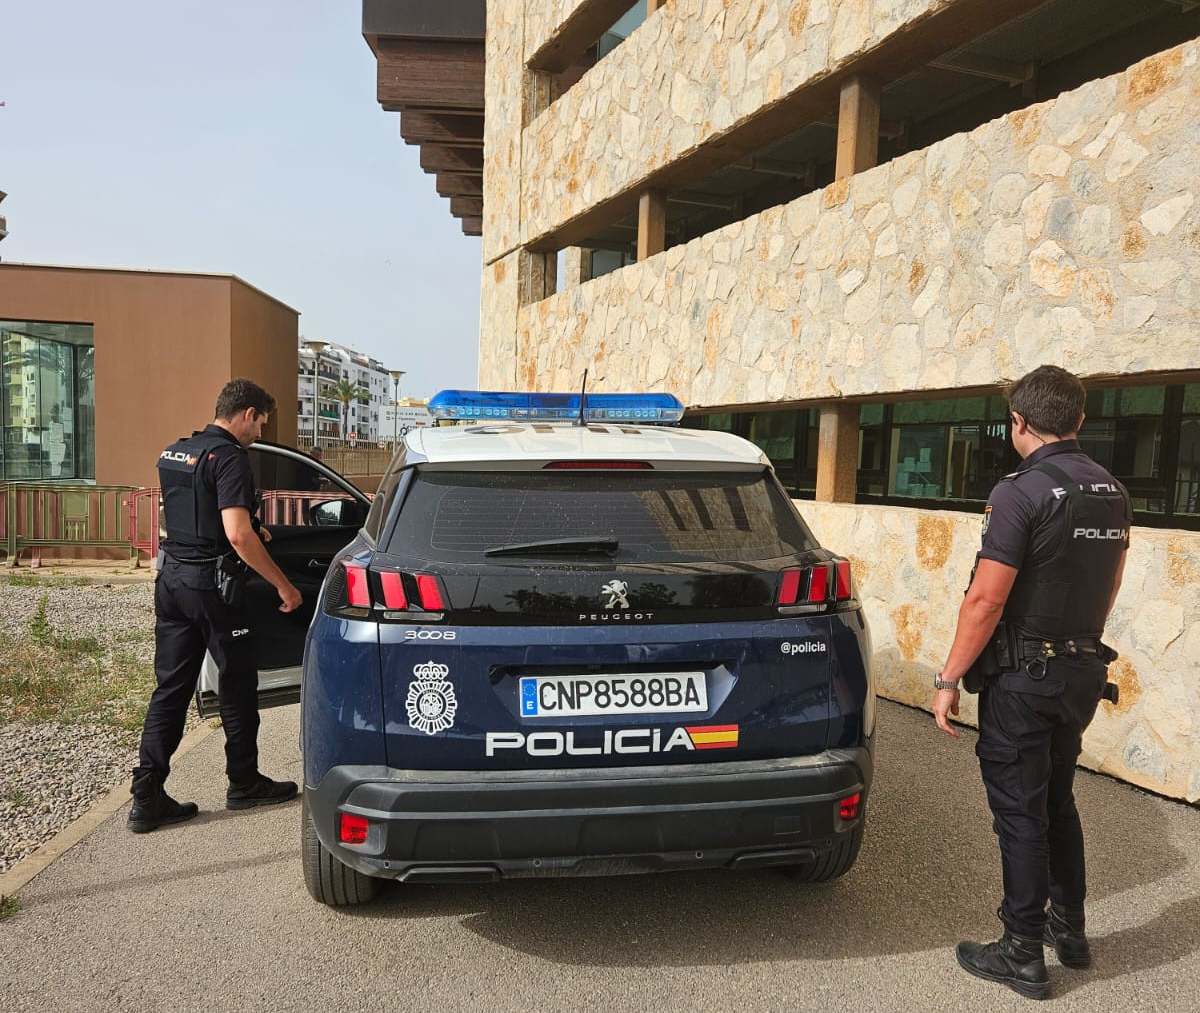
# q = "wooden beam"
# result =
<box><xmin>929</xmin><ymin>52</ymin><xmax>1036</xmax><ymax>86</ymax></box>
<box><xmin>435</xmin><ymin>173</ymin><xmax>483</xmax><ymax>197</ymax></box>
<box><xmin>419</xmin><ymin>145</ymin><xmax>484</xmax><ymax>174</ymax></box>
<box><xmin>400</xmin><ymin>112</ymin><xmax>484</xmax><ymax>147</ymax></box>
<box><xmin>461</xmin><ymin>216</ymin><xmax>483</xmax><ymax>236</ymax></box>
<box><xmin>835</xmin><ymin>75</ymin><xmax>881</xmax><ymax>180</ymax></box>
<box><xmin>376</xmin><ymin>38</ymin><xmax>484</xmax><ymax>111</ymax></box>
<box><xmin>450</xmin><ymin>196</ymin><xmax>484</xmax><ymax>217</ymax></box>
<box><xmin>637</xmin><ymin>190</ymin><xmax>667</xmax><ymax>262</ymax></box>
<box><xmin>815</xmin><ymin>404</ymin><xmax>860</xmax><ymax>503</ymax></box>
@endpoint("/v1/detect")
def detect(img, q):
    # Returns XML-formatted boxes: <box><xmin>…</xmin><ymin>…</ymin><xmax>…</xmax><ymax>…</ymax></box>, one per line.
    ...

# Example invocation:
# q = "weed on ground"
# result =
<box><xmin>0</xmin><ymin>619</ymin><xmax>155</xmax><ymax>734</ymax></box>
<box><xmin>0</xmin><ymin>895</ymin><xmax>20</xmax><ymax>920</ymax></box>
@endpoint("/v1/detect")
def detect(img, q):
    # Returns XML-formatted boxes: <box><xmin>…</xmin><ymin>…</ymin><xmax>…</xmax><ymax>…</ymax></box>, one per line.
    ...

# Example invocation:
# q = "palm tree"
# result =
<box><xmin>331</xmin><ymin>378</ymin><xmax>357</xmax><ymax>441</ymax></box>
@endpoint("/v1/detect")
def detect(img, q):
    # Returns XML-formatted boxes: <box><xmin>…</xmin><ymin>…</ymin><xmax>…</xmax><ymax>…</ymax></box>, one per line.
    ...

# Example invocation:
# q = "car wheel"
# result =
<box><xmin>783</xmin><ymin>822</ymin><xmax>864</xmax><ymax>884</ymax></box>
<box><xmin>301</xmin><ymin>794</ymin><xmax>380</xmax><ymax>906</ymax></box>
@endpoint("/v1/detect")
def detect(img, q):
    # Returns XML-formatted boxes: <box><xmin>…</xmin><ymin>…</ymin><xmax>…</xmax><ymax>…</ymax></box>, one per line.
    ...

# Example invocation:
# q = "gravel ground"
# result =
<box><xmin>0</xmin><ymin>579</ymin><xmax>167</xmax><ymax>875</ymax></box>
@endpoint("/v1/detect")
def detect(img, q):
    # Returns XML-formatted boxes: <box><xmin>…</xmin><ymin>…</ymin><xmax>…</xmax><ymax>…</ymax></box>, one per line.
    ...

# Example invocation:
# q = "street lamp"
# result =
<box><xmin>389</xmin><ymin>369</ymin><xmax>407</xmax><ymax>450</ymax></box>
<box><xmin>304</xmin><ymin>340</ymin><xmax>330</xmax><ymax>449</ymax></box>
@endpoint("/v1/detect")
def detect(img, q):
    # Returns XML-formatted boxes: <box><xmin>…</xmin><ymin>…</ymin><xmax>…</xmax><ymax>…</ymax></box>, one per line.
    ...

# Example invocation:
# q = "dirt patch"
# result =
<box><xmin>1127</xmin><ymin>47</ymin><xmax>1182</xmax><ymax>103</ymax></box>
<box><xmin>1121</xmin><ymin>226</ymin><xmax>1148</xmax><ymax>258</ymax></box>
<box><xmin>1165</xmin><ymin>538</ymin><xmax>1199</xmax><ymax>588</ymax></box>
<box><xmin>1108</xmin><ymin>657</ymin><xmax>1142</xmax><ymax>714</ymax></box>
<box><xmin>787</xmin><ymin>1</ymin><xmax>809</xmax><ymax>39</ymax></box>
<box><xmin>908</xmin><ymin>260</ymin><xmax>927</xmax><ymax>295</ymax></box>
<box><xmin>915</xmin><ymin>515</ymin><xmax>954</xmax><ymax>571</ymax></box>
<box><xmin>891</xmin><ymin>604</ymin><xmax>926</xmax><ymax>662</ymax></box>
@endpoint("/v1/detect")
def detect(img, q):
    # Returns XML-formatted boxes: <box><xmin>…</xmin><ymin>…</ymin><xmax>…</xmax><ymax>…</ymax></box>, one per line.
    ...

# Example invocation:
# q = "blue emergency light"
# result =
<box><xmin>428</xmin><ymin>390</ymin><xmax>685</xmax><ymax>424</ymax></box>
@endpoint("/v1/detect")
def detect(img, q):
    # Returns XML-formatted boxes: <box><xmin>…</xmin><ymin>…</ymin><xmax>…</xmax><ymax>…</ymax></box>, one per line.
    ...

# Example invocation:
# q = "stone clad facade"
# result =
<box><xmin>478</xmin><ymin>5</ymin><xmax>1200</xmax><ymax>801</ymax></box>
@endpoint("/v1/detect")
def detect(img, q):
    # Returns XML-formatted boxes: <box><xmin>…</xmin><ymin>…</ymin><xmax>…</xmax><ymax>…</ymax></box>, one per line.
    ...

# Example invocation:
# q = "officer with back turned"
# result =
<box><xmin>129</xmin><ymin>379</ymin><xmax>303</xmax><ymax>833</ymax></box>
<box><xmin>930</xmin><ymin>366</ymin><xmax>1130</xmax><ymax>1000</ymax></box>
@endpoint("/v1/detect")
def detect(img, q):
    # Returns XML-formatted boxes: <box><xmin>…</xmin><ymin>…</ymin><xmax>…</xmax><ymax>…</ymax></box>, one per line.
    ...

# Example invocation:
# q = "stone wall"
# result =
<box><xmin>480</xmin><ymin>41</ymin><xmax>1200</xmax><ymax>407</ymax></box>
<box><xmin>519</xmin><ymin>0</ymin><xmax>964</xmax><ymax>248</ymax></box>
<box><xmin>802</xmin><ymin>501</ymin><xmax>1200</xmax><ymax>803</ymax></box>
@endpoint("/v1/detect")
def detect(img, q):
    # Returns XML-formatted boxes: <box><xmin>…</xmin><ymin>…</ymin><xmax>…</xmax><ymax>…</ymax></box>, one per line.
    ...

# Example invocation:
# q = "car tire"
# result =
<box><xmin>301</xmin><ymin>794</ymin><xmax>380</xmax><ymax>906</ymax></box>
<box><xmin>783</xmin><ymin>822</ymin><xmax>864</xmax><ymax>884</ymax></box>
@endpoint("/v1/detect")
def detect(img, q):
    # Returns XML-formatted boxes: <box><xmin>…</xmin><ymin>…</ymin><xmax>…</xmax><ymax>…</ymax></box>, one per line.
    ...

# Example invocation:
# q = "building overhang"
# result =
<box><xmin>362</xmin><ymin>1</ymin><xmax>486</xmax><ymax>238</ymax></box>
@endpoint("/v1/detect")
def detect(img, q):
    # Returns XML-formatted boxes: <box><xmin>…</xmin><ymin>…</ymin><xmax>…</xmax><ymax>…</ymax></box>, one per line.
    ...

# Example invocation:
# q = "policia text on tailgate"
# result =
<box><xmin>286</xmin><ymin>391</ymin><xmax>874</xmax><ymax>906</ymax></box>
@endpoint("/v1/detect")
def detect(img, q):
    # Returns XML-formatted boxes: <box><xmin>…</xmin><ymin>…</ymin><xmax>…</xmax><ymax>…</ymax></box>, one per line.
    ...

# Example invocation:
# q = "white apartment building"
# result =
<box><xmin>297</xmin><ymin>341</ymin><xmax>392</xmax><ymax>444</ymax></box>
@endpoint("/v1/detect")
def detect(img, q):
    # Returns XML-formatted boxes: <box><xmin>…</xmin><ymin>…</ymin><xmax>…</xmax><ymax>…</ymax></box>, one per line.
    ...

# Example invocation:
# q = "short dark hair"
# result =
<box><xmin>1006</xmin><ymin>366</ymin><xmax>1086</xmax><ymax>437</ymax></box>
<box><xmin>215</xmin><ymin>378</ymin><xmax>276</xmax><ymax>421</ymax></box>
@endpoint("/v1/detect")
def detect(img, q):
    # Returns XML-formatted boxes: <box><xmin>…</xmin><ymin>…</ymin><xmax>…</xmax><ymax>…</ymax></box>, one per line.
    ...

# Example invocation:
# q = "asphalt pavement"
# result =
<box><xmin>2</xmin><ymin>700</ymin><xmax>1198</xmax><ymax>1012</ymax></box>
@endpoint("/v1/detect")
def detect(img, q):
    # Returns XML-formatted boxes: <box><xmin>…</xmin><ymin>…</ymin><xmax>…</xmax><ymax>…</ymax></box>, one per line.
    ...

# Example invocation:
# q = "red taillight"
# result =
<box><xmin>542</xmin><ymin>460</ymin><xmax>654</xmax><ymax>469</ymax></box>
<box><xmin>343</xmin><ymin>562</ymin><xmax>370</xmax><ymax>608</ymax></box>
<box><xmin>338</xmin><ymin>812</ymin><xmax>370</xmax><ymax>845</ymax></box>
<box><xmin>415</xmin><ymin>573</ymin><xmax>446</xmax><ymax>611</ymax></box>
<box><xmin>378</xmin><ymin>570</ymin><xmax>408</xmax><ymax>610</ymax></box>
<box><xmin>839</xmin><ymin>792</ymin><xmax>862</xmax><ymax>821</ymax></box>
<box><xmin>835</xmin><ymin>559</ymin><xmax>852</xmax><ymax>600</ymax></box>
<box><xmin>778</xmin><ymin>569</ymin><xmax>802</xmax><ymax>606</ymax></box>
<box><xmin>807</xmin><ymin>564</ymin><xmax>830</xmax><ymax>603</ymax></box>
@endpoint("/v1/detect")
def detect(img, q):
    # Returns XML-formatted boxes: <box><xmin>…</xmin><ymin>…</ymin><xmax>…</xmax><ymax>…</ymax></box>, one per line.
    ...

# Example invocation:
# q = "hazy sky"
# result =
<box><xmin>0</xmin><ymin>0</ymin><xmax>482</xmax><ymax>399</ymax></box>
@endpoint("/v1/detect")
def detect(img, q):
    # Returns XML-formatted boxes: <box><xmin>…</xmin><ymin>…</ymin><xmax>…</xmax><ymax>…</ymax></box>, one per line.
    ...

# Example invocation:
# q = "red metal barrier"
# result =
<box><xmin>1</xmin><ymin>482</ymin><xmax>137</xmax><ymax>568</ymax></box>
<box><xmin>126</xmin><ymin>488</ymin><xmax>160</xmax><ymax>567</ymax></box>
<box><xmin>258</xmin><ymin>490</ymin><xmax>355</xmax><ymax>526</ymax></box>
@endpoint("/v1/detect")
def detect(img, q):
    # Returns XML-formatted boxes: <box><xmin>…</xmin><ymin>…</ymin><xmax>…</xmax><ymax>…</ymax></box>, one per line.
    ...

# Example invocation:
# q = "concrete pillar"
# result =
<box><xmin>815</xmin><ymin>404</ymin><xmax>860</xmax><ymax>503</ymax></box>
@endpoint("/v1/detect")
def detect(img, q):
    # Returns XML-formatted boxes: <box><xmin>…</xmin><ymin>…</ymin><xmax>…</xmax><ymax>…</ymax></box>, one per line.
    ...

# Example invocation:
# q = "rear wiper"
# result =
<box><xmin>484</xmin><ymin>537</ymin><xmax>619</xmax><ymax>558</ymax></box>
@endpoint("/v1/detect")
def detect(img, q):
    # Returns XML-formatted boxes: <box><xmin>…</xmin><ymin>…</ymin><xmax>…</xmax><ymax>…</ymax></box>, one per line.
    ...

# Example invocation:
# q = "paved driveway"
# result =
<box><xmin>2</xmin><ymin>700</ymin><xmax>1197</xmax><ymax>1012</ymax></box>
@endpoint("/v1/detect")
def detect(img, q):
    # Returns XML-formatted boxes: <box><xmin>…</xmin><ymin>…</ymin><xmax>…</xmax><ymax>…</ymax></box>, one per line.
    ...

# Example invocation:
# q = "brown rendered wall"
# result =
<box><xmin>230</xmin><ymin>278</ymin><xmax>299</xmax><ymax>448</ymax></box>
<box><xmin>0</xmin><ymin>265</ymin><xmax>298</xmax><ymax>489</ymax></box>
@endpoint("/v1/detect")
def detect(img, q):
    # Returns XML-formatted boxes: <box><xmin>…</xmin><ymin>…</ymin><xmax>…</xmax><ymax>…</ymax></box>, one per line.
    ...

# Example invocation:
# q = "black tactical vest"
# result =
<box><xmin>157</xmin><ymin>429</ymin><xmax>243</xmax><ymax>561</ymax></box>
<box><xmin>1002</xmin><ymin>459</ymin><xmax>1131</xmax><ymax>640</ymax></box>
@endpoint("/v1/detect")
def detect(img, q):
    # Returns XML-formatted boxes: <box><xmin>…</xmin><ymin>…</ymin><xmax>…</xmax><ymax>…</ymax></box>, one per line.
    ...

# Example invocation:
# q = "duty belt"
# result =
<box><xmin>1015</xmin><ymin>636</ymin><xmax>1115</xmax><ymax>681</ymax></box>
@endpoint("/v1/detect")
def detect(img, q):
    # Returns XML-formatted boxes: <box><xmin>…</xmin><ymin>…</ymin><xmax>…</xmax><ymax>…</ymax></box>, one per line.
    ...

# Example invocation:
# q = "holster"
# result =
<box><xmin>962</xmin><ymin>620</ymin><xmax>1015</xmax><ymax>694</ymax></box>
<box><xmin>214</xmin><ymin>554</ymin><xmax>247</xmax><ymax>608</ymax></box>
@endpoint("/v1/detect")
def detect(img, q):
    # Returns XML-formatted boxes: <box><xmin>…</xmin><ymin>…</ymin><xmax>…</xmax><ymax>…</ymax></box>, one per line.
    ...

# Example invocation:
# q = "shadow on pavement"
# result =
<box><xmin>342</xmin><ymin>707</ymin><xmax>1193</xmax><ymax>972</ymax></box>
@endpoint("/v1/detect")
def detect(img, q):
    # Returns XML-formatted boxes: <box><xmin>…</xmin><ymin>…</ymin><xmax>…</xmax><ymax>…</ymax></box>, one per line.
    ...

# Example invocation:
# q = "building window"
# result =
<box><xmin>686</xmin><ymin>382</ymin><xmax>1199</xmax><ymax>530</ymax></box>
<box><xmin>1</xmin><ymin>321</ymin><xmax>95</xmax><ymax>481</ymax></box>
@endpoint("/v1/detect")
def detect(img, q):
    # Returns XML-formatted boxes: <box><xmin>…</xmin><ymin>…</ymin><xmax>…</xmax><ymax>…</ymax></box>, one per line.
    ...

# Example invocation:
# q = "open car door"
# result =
<box><xmin>195</xmin><ymin>443</ymin><xmax>372</xmax><ymax>718</ymax></box>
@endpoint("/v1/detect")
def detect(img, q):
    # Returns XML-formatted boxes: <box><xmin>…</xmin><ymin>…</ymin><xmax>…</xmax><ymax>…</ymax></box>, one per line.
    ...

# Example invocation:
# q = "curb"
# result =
<box><xmin>0</xmin><ymin>718</ymin><xmax>221</xmax><ymax>899</ymax></box>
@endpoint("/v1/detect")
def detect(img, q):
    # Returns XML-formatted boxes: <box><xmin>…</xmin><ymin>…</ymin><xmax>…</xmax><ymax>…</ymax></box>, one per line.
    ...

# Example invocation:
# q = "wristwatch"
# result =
<box><xmin>933</xmin><ymin>674</ymin><xmax>960</xmax><ymax>691</ymax></box>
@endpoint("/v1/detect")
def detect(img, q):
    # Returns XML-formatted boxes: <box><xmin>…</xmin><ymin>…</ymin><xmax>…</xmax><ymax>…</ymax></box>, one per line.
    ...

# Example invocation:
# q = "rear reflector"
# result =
<box><xmin>378</xmin><ymin>571</ymin><xmax>408</xmax><ymax>610</ymax></box>
<box><xmin>807</xmin><ymin>565</ymin><xmax>829</xmax><ymax>603</ymax></box>
<box><xmin>415</xmin><ymin>573</ymin><xmax>447</xmax><ymax>611</ymax></box>
<box><xmin>542</xmin><ymin>460</ymin><xmax>654</xmax><ymax>470</ymax></box>
<box><xmin>338</xmin><ymin>812</ymin><xmax>370</xmax><ymax>845</ymax></box>
<box><xmin>778</xmin><ymin>569</ymin><xmax>802</xmax><ymax>606</ymax></box>
<box><xmin>839</xmin><ymin>792</ymin><xmax>862</xmax><ymax>821</ymax></box>
<box><xmin>835</xmin><ymin>559</ymin><xmax>853</xmax><ymax>601</ymax></box>
<box><xmin>343</xmin><ymin>562</ymin><xmax>370</xmax><ymax>608</ymax></box>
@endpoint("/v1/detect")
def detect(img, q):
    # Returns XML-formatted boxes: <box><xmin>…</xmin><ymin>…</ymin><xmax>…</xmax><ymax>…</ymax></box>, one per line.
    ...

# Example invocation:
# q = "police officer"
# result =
<box><xmin>931</xmin><ymin>365</ymin><xmax>1129</xmax><ymax>1000</ymax></box>
<box><xmin>129</xmin><ymin>379</ymin><xmax>303</xmax><ymax>833</ymax></box>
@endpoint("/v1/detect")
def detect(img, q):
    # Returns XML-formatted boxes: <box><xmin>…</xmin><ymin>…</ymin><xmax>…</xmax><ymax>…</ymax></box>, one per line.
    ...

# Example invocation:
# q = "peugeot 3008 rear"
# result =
<box><xmin>301</xmin><ymin>391</ymin><xmax>874</xmax><ymax>906</ymax></box>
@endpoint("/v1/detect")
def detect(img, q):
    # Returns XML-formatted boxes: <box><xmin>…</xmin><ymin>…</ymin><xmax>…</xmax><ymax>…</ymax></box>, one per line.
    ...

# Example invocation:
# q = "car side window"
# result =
<box><xmin>247</xmin><ymin>447</ymin><xmax>362</xmax><ymax>528</ymax></box>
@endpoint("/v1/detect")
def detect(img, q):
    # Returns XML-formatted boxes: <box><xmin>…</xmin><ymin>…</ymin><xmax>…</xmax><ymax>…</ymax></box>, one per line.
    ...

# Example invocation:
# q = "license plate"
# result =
<box><xmin>519</xmin><ymin>672</ymin><xmax>707</xmax><ymax>718</ymax></box>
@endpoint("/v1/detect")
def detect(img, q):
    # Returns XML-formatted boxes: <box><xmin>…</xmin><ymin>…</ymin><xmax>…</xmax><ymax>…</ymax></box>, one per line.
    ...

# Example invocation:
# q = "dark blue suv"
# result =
<box><xmin>237</xmin><ymin>394</ymin><xmax>875</xmax><ymax>906</ymax></box>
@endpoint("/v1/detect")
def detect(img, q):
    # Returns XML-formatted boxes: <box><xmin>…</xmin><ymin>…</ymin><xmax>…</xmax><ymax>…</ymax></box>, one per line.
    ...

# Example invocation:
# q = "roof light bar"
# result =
<box><xmin>428</xmin><ymin>390</ymin><xmax>685</xmax><ymax>424</ymax></box>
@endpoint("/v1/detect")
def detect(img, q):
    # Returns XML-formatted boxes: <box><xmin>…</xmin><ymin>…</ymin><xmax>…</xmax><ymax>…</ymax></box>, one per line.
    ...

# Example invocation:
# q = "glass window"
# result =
<box><xmin>595</xmin><ymin>1</ymin><xmax>647</xmax><ymax>61</ymax></box>
<box><xmin>1079</xmin><ymin>385</ymin><xmax>1166</xmax><ymax>513</ymax></box>
<box><xmin>0</xmin><ymin>321</ymin><xmax>95</xmax><ymax>482</ymax></box>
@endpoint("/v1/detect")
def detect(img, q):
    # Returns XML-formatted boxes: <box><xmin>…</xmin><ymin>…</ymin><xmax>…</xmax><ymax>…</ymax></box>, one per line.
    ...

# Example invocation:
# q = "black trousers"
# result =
<box><xmin>976</xmin><ymin>658</ymin><xmax>1106</xmax><ymax>938</ymax></box>
<box><xmin>135</xmin><ymin>561</ymin><xmax>260</xmax><ymax>785</ymax></box>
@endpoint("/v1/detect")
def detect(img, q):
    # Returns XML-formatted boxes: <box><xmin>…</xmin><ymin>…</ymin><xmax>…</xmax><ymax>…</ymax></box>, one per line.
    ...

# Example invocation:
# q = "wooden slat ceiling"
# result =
<box><xmin>363</xmin><ymin>1</ymin><xmax>485</xmax><ymax>237</ymax></box>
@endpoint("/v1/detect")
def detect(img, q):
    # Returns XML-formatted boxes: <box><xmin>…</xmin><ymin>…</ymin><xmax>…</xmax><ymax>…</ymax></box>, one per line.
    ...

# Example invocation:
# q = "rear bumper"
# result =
<box><xmin>305</xmin><ymin>745</ymin><xmax>873</xmax><ymax>882</ymax></box>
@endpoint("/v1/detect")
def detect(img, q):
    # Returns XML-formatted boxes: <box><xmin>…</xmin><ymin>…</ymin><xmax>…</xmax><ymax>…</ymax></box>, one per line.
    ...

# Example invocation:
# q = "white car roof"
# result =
<box><xmin>405</xmin><ymin>422</ymin><xmax>767</xmax><ymax>471</ymax></box>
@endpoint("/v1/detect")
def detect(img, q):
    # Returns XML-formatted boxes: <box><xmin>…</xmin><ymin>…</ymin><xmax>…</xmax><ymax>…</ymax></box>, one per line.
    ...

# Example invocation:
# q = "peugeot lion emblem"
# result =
<box><xmin>601</xmin><ymin>579</ymin><xmax>630</xmax><ymax>609</ymax></box>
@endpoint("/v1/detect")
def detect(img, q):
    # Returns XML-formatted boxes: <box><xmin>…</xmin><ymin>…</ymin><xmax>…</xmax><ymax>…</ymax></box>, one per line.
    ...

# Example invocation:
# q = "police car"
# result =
<box><xmin>224</xmin><ymin>391</ymin><xmax>875</xmax><ymax>906</ymax></box>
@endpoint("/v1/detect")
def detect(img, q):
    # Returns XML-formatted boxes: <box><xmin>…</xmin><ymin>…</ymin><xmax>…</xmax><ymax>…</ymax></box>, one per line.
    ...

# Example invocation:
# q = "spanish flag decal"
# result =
<box><xmin>685</xmin><ymin>724</ymin><xmax>740</xmax><ymax>750</ymax></box>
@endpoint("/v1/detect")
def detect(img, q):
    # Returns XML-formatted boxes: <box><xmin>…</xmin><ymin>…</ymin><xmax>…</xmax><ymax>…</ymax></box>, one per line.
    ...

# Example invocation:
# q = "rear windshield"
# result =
<box><xmin>387</xmin><ymin>469</ymin><xmax>818</xmax><ymax>563</ymax></box>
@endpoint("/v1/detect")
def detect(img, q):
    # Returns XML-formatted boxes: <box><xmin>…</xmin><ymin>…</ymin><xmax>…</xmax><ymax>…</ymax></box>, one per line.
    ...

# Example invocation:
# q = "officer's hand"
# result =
<box><xmin>259</xmin><ymin>526</ymin><xmax>272</xmax><ymax>543</ymax></box>
<box><xmin>933</xmin><ymin>687</ymin><xmax>961</xmax><ymax>739</ymax></box>
<box><xmin>278</xmin><ymin>582</ymin><xmax>302</xmax><ymax>613</ymax></box>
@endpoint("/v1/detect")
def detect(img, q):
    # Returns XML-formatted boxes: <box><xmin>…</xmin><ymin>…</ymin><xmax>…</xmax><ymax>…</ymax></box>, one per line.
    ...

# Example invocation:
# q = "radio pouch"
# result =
<box><xmin>214</xmin><ymin>555</ymin><xmax>247</xmax><ymax>609</ymax></box>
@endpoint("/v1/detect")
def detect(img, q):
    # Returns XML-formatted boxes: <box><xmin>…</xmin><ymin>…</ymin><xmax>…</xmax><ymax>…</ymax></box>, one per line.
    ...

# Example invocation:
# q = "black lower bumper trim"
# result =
<box><xmin>306</xmin><ymin>749</ymin><xmax>872</xmax><ymax>881</ymax></box>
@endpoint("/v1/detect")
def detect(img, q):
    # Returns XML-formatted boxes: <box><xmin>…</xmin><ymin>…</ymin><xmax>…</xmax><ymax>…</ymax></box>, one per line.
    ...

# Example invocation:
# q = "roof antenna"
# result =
<box><xmin>575</xmin><ymin>368</ymin><xmax>589</xmax><ymax>427</ymax></box>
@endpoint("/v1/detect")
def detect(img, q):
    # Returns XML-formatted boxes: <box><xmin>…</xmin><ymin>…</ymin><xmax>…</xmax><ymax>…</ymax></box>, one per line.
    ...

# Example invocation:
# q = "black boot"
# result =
<box><xmin>1044</xmin><ymin>906</ymin><xmax>1091</xmax><ymax>969</ymax></box>
<box><xmin>127</xmin><ymin>772</ymin><xmax>199</xmax><ymax>834</ymax></box>
<box><xmin>956</xmin><ymin>930</ymin><xmax>1050</xmax><ymax>1000</ymax></box>
<box><xmin>226</xmin><ymin>773</ymin><xmax>298</xmax><ymax>811</ymax></box>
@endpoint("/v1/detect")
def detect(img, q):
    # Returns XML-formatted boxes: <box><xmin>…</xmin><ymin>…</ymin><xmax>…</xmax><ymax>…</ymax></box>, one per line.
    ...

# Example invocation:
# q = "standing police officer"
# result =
<box><xmin>129</xmin><ymin>379</ymin><xmax>303</xmax><ymax>833</ymax></box>
<box><xmin>931</xmin><ymin>366</ymin><xmax>1129</xmax><ymax>1000</ymax></box>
